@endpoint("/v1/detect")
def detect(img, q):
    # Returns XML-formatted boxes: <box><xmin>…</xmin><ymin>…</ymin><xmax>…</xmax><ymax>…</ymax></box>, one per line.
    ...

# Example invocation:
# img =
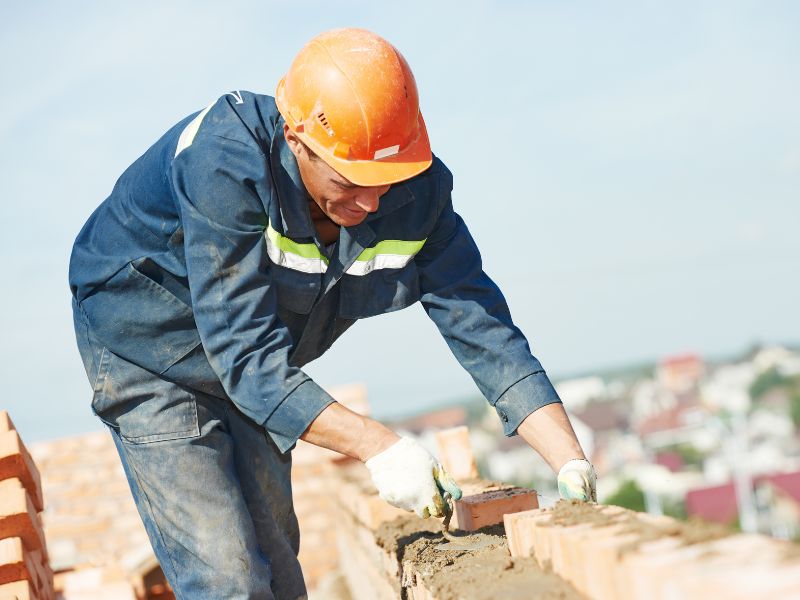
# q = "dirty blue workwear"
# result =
<box><xmin>73</xmin><ymin>323</ymin><xmax>303</xmax><ymax>599</ymax></box>
<box><xmin>69</xmin><ymin>91</ymin><xmax>561</xmax><ymax>598</ymax></box>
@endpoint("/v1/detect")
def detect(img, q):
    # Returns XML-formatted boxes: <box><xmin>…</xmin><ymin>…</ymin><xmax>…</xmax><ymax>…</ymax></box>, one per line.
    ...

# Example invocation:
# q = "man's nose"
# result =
<box><xmin>354</xmin><ymin>186</ymin><xmax>387</xmax><ymax>213</ymax></box>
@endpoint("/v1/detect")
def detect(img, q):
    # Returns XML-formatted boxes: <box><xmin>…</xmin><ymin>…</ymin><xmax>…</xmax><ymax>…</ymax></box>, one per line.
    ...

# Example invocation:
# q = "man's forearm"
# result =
<box><xmin>299</xmin><ymin>401</ymin><xmax>399</xmax><ymax>462</ymax></box>
<box><xmin>517</xmin><ymin>403</ymin><xmax>586</xmax><ymax>472</ymax></box>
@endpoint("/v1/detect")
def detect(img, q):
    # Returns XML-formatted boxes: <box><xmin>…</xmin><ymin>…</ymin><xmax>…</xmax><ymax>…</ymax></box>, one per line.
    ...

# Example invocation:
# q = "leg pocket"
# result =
<box><xmin>93</xmin><ymin>349</ymin><xmax>201</xmax><ymax>444</ymax></box>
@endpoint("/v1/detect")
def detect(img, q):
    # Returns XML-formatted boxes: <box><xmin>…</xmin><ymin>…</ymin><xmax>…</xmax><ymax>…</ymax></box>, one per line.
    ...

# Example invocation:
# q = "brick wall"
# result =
<box><xmin>312</xmin><ymin>426</ymin><xmax>800</xmax><ymax>599</ymax></box>
<box><xmin>504</xmin><ymin>501</ymin><xmax>800</xmax><ymax>600</ymax></box>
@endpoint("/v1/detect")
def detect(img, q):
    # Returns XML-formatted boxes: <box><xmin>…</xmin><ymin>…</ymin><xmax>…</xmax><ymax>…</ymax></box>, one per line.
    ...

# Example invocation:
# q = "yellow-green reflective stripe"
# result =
<box><xmin>264</xmin><ymin>223</ymin><xmax>328</xmax><ymax>273</ymax></box>
<box><xmin>355</xmin><ymin>239</ymin><xmax>426</xmax><ymax>262</ymax></box>
<box><xmin>344</xmin><ymin>239</ymin><xmax>426</xmax><ymax>276</ymax></box>
<box><xmin>266</xmin><ymin>225</ymin><xmax>329</xmax><ymax>263</ymax></box>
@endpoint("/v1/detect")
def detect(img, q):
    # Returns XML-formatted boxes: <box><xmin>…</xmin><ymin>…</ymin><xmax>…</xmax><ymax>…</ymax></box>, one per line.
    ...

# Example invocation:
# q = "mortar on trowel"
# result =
<box><xmin>436</xmin><ymin>492</ymin><xmax>496</xmax><ymax>551</ymax></box>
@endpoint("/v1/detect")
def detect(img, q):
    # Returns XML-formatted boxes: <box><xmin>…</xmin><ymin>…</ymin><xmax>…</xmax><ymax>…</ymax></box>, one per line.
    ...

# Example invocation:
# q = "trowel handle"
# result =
<box><xmin>441</xmin><ymin>491</ymin><xmax>454</xmax><ymax>536</ymax></box>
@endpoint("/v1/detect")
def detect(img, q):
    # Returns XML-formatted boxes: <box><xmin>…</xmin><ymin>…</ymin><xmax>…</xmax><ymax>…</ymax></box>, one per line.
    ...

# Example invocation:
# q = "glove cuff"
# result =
<box><xmin>557</xmin><ymin>458</ymin><xmax>594</xmax><ymax>477</ymax></box>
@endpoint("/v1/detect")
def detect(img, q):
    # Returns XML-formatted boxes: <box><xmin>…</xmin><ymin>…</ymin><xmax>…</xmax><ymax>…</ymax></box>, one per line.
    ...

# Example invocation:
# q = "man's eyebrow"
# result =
<box><xmin>333</xmin><ymin>178</ymin><xmax>358</xmax><ymax>189</ymax></box>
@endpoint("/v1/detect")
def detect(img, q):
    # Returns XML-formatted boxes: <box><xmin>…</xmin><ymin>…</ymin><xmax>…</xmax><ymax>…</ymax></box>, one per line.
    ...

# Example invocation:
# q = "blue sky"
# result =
<box><xmin>1</xmin><ymin>1</ymin><xmax>798</xmax><ymax>442</ymax></box>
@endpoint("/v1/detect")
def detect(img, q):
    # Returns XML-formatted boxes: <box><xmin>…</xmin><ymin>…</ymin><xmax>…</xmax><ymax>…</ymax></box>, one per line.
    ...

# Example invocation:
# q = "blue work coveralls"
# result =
<box><xmin>68</xmin><ymin>91</ymin><xmax>562</xmax><ymax>600</ymax></box>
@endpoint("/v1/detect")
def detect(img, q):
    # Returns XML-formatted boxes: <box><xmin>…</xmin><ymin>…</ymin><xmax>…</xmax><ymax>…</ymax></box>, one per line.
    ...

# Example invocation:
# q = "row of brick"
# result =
<box><xmin>504</xmin><ymin>502</ymin><xmax>800</xmax><ymax>600</ymax></box>
<box><xmin>0</xmin><ymin>411</ymin><xmax>54</xmax><ymax>600</ymax></box>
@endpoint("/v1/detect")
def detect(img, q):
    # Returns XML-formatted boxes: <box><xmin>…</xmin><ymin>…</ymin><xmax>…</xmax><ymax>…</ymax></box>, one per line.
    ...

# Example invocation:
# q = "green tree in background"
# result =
<box><xmin>750</xmin><ymin>367</ymin><xmax>800</xmax><ymax>428</ymax></box>
<box><xmin>749</xmin><ymin>368</ymin><xmax>788</xmax><ymax>400</ymax></box>
<box><xmin>606</xmin><ymin>479</ymin><xmax>646</xmax><ymax>512</ymax></box>
<box><xmin>790</xmin><ymin>391</ymin><xmax>800</xmax><ymax>428</ymax></box>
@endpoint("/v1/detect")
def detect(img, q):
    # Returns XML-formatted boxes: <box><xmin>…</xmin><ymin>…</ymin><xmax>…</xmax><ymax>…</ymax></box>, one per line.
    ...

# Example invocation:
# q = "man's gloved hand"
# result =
<box><xmin>365</xmin><ymin>437</ymin><xmax>462</xmax><ymax>518</ymax></box>
<box><xmin>557</xmin><ymin>458</ymin><xmax>597</xmax><ymax>502</ymax></box>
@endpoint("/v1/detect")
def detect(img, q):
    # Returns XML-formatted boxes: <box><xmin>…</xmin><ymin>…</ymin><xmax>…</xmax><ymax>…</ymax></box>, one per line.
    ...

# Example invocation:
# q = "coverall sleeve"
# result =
<box><xmin>172</xmin><ymin>135</ymin><xmax>334</xmax><ymax>453</ymax></box>
<box><xmin>415</xmin><ymin>169</ymin><xmax>562</xmax><ymax>436</ymax></box>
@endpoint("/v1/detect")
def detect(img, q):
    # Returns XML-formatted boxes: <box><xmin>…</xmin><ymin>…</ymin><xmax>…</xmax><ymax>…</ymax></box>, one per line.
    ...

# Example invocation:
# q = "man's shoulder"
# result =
<box><xmin>400</xmin><ymin>155</ymin><xmax>453</xmax><ymax>212</ymax></box>
<box><xmin>181</xmin><ymin>91</ymin><xmax>281</xmax><ymax>156</ymax></box>
<box><xmin>406</xmin><ymin>155</ymin><xmax>452</xmax><ymax>190</ymax></box>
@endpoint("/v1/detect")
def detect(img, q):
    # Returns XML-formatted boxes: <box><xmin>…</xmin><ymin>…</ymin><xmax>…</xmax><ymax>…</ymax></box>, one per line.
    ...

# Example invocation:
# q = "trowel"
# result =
<box><xmin>436</xmin><ymin>492</ymin><xmax>497</xmax><ymax>551</ymax></box>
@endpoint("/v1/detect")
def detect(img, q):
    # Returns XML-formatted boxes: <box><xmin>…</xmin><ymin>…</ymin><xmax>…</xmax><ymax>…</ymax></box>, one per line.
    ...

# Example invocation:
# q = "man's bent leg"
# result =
<box><xmin>226</xmin><ymin>405</ymin><xmax>306</xmax><ymax>600</ymax></box>
<box><xmin>94</xmin><ymin>350</ymin><xmax>302</xmax><ymax>599</ymax></box>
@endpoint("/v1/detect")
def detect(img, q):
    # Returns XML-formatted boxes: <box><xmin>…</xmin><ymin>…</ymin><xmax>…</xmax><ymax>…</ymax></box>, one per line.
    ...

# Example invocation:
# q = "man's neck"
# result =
<box><xmin>308</xmin><ymin>200</ymin><xmax>340</xmax><ymax>245</ymax></box>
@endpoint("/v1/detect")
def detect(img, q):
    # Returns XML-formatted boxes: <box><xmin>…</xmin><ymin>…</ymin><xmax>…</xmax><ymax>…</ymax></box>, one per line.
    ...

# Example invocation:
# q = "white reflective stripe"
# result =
<box><xmin>373</xmin><ymin>144</ymin><xmax>400</xmax><ymax>160</ymax></box>
<box><xmin>263</xmin><ymin>225</ymin><xmax>329</xmax><ymax>274</ymax></box>
<box><xmin>266</xmin><ymin>242</ymin><xmax>328</xmax><ymax>273</ymax></box>
<box><xmin>345</xmin><ymin>253</ymin><xmax>415</xmax><ymax>276</ymax></box>
<box><xmin>174</xmin><ymin>104</ymin><xmax>214</xmax><ymax>157</ymax></box>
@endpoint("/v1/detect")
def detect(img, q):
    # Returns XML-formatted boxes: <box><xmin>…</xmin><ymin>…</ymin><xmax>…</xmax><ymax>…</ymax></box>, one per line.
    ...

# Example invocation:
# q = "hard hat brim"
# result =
<box><xmin>301</xmin><ymin>113</ymin><xmax>432</xmax><ymax>187</ymax></box>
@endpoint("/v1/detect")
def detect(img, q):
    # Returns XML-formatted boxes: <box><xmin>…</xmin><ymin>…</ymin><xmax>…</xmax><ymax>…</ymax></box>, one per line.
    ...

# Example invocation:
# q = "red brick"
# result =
<box><xmin>0</xmin><ymin>483</ymin><xmax>46</xmax><ymax>556</ymax></box>
<box><xmin>0</xmin><ymin>538</ymin><xmax>34</xmax><ymax>586</ymax></box>
<box><xmin>435</xmin><ymin>426</ymin><xmax>478</xmax><ymax>480</ymax></box>
<box><xmin>503</xmin><ymin>509</ymin><xmax>550</xmax><ymax>558</ymax></box>
<box><xmin>334</xmin><ymin>477</ymin><xmax>408</xmax><ymax>530</ymax></box>
<box><xmin>454</xmin><ymin>487</ymin><xmax>538</xmax><ymax>531</ymax></box>
<box><xmin>0</xmin><ymin>432</ymin><xmax>44</xmax><ymax>512</ymax></box>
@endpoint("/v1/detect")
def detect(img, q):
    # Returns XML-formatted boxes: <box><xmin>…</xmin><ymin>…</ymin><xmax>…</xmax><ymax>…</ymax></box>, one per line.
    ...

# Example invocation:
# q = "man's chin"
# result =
<box><xmin>336</xmin><ymin>210</ymin><xmax>368</xmax><ymax>227</ymax></box>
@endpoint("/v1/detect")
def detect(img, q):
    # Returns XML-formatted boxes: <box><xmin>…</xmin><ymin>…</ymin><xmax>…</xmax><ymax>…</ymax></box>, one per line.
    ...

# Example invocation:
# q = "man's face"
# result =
<box><xmin>284</xmin><ymin>126</ymin><xmax>390</xmax><ymax>227</ymax></box>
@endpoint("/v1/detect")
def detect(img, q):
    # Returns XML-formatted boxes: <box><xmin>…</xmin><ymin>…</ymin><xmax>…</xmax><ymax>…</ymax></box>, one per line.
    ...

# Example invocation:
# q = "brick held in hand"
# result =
<box><xmin>0</xmin><ymin>431</ymin><xmax>44</xmax><ymax>513</ymax></box>
<box><xmin>455</xmin><ymin>487</ymin><xmax>538</xmax><ymax>531</ymax></box>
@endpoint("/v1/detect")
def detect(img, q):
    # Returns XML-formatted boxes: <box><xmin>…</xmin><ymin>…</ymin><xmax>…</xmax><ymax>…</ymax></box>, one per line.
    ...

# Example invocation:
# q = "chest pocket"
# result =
<box><xmin>338</xmin><ymin>262</ymin><xmax>421</xmax><ymax>318</ymax></box>
<box><xmin>272</xmin><ymin>265</ymin><xmax>320</xmax><ymax>315</ymax></box>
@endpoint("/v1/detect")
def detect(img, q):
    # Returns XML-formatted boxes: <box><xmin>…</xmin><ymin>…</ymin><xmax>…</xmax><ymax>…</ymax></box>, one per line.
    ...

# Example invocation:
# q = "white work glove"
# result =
<box><xmin>557</xmin><ymin>459</ymin><xmax>597</xmax><ymax>502</ymax></box>
<box><xmin>365</xmin><ymin>437</ymin><xmax>462</xmax><ymax>518</ymax></box>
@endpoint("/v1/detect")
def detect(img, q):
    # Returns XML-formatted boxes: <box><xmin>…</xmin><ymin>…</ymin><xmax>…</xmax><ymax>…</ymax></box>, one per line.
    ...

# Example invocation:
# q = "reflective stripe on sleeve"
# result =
<box><xmin>174</xmin><ymin>104</ymin><xmax>214</xmax><ymax>157</ymax></box>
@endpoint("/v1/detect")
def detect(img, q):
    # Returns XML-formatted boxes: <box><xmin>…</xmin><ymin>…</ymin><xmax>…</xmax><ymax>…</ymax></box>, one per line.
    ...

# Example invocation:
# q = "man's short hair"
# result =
<box><xmin>301</xmin><ymin>140</ymin><xmax>321</xmax><ymax>162</ymax></box>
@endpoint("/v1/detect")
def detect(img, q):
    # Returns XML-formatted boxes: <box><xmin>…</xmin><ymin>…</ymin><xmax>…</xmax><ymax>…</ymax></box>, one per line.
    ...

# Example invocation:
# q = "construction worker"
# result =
<box><xmin>69</xmin><ymin>28</ymin><xmax>595</xmax><ymax>600</ymax></box>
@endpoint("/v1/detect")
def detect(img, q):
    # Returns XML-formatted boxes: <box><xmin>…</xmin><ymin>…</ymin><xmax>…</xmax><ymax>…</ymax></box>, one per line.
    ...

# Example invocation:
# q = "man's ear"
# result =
<box><xmin>283</xmin><ymin>124</ymin><xmax>304</xmax><ymax>158</ymax></box>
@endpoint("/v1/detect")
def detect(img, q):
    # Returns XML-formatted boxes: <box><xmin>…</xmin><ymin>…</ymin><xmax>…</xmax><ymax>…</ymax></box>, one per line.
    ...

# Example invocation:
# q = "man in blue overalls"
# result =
<box><xmin>69</xmin><ymin>28</ymin><xmax>596</xmax><ymax>600</ymax></box>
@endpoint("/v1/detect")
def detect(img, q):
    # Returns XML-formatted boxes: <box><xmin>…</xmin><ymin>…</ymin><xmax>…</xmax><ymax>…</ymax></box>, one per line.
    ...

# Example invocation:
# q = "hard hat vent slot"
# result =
<box><xmin>317</xmin><ymin>113</ymin><xmax>334</xmax><ymax>136</ymax></box>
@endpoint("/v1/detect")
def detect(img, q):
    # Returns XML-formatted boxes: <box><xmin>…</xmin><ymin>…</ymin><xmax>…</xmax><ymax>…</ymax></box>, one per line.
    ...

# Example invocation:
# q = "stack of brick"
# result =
<box><xmin>0</xmin><ymin>411</ymin><xmax>54</xmax><ymax>600</ymax></box>
<box><xmin>504</xmin><ymin>501</ymin><xmax>800</xmax><ymax>600</ymax></box>
<box><xmin>29</xmin><ymin>430</ymin><xmax>168</xmax><ymax>599</ymax></box>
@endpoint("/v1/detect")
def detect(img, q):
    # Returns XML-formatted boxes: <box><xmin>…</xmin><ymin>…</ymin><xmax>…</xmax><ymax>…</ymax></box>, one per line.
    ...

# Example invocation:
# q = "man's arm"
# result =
<box><xmin>415</xmin><ymin>164</ymin><xmax>594</xmax><ymax>499</ymax></box>
<box><xmin>519</xmin><ymin>404</ymin><xmax>596</xmax><ymax>502</ymax></box>
<box><xmin>172</xmin><ymin>134</ymin><xmax>337</xmax><ymax>453</ymax></box>
<box><xmin>517</xmin><ymin>403</ymin><xmax>585</xmax><ymax>471</ymax></box>
<box><xmin>301</xmin><ymin>402</ymin><xmax>463</xmax><ymax>518</ymax></box>
<box><xmin>299</xmin><ymin>401</ymin><xmax>398</xmax><ymax>462</ymax></box>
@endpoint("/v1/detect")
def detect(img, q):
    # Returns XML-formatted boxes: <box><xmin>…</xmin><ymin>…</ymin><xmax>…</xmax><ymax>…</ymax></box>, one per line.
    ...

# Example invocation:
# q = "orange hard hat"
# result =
<box><xmin>276</xmin><ymin>28</ymin><xmax>432</xmax><ymax>187</ymax></box>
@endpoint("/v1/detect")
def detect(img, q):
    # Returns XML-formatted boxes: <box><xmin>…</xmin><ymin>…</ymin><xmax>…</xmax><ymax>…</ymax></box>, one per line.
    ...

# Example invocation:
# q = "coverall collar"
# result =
<box><xmin>269</xmin><ymin>123</ymin><xmax>317</xmax><ymax>239</ymax></box>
